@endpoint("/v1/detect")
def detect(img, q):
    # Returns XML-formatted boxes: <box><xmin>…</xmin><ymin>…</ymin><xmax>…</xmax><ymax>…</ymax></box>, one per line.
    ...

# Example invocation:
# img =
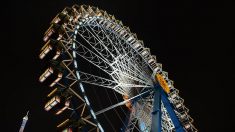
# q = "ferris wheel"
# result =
<box><xmin>39</xmin><ymin>4</ymin><xmax>197</xmax><ymax>132</ymax></box>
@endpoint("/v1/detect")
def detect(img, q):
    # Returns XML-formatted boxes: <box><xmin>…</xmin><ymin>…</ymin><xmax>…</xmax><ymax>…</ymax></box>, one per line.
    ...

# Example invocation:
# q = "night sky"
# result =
<box><xmin>1</xmin><ymin>0</ymin><xmax>233</xmax><ymax>131</ymax></box>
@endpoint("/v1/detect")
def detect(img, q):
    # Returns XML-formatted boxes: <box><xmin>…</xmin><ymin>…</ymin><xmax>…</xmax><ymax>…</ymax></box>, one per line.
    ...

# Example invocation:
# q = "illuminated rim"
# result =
<box><xmin>72</xmin><ymin>26</ymin><xmax>104</xmax><ymax>131</ymax></box>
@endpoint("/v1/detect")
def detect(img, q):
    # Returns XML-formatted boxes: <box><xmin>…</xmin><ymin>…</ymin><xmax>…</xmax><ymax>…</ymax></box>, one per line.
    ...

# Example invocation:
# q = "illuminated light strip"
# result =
<box><xmin>84</xmin><ymin>96</ymin><xmax>90</xmax><ymax>106</ymax></box>
<box><xmin>57</xmin><ymin>119</ymin><xmax>69</xmax><ymax>128</ymax></box>
<box><xmin>72</xmin><ymin>27</ymin><xmax>104</xmax><ymax>132</ymax></box>
<box><xmin>47</xmin><ymin>88</ymin><xmax>58</xmax><ymax>97</ymax></box>
<box><xmin>39</xmin><ymin>45</ymin><xmax>52</xmax><ymax>59</ymax></box>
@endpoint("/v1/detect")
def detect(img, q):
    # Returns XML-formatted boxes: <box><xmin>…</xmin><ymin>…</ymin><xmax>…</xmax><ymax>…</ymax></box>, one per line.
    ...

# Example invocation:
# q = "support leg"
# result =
<box><xmin>151</xmin><ymin>85</ymin><xmax>162</xmax><ymax>132</ymax></box>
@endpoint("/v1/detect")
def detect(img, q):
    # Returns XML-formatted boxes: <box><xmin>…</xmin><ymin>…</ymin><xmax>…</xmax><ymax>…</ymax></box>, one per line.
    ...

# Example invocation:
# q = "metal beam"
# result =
<box><xmin>151</xmin><ymin>85</ymin><xmax>161</xmax><ymax>132</ymax></box>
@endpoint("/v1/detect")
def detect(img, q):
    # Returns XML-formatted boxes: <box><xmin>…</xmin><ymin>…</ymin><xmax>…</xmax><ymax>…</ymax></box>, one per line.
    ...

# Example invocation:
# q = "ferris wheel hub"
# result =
<box><xmin>155</xmin><ymin>73</ymin><xmax>170</xmax><ymax>94</ymax></box>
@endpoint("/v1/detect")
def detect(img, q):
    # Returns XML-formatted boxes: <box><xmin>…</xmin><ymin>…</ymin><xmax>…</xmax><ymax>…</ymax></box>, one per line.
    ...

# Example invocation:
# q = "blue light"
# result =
<box><xmin>139</xmin><ymin>121</ymin><xmax>148</xmax><ymax>132</ymax></box>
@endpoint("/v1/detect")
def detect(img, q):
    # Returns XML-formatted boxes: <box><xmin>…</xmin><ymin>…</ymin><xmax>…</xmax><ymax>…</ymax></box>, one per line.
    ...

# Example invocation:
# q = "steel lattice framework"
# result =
<box><xmin>39</xmin><ymin>4</ymin><xmax>197</xmax><ymax>132</ymax></box>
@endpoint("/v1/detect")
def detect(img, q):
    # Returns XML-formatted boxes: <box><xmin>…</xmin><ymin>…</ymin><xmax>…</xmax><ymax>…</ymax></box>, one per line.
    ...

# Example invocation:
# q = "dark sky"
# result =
<box><xmin>1</xmin><ymin>0</ymin><xmax>233</xmax><ymax>131</ymax></box>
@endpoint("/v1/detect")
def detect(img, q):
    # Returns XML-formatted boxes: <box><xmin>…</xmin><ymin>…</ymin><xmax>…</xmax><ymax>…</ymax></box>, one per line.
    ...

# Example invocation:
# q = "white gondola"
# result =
<box><xmin>39</xmin><ymin>67</ymin><xmax>53</xmax><ymax>82</ymax></box>
<box><xmin>43</xmin><ymin>27</ymin><xmax>55</xmax><ymax>42</ymax></box>
<box><xmin>141</xmin><ymin>48</ymin><xmax>150</xmax><ymax>58</ymax></box>
<box><xmin>45</xmin><ymin>96</ymin><xmax>60</xmax><ymax>111</ymax></box>
<box><xmin>39</xmin><ymin>43</ymin><xmax>52</xmax><ymax>59</ymax></box>
<box><xmin>184</xmin><ymin>123</ymin><xmax>191</xmax><ymax>129</ymax></box>
<box><xmin>132</xmin><ymin>41</ymin><xmax>142</xmax><ymax>50</ymax></box>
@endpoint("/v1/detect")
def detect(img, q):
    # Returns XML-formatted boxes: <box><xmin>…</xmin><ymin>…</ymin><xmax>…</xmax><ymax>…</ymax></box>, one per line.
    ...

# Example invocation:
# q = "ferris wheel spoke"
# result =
<box><xmin>110</xmin><ymin>57</ymin><xmax>152</xmax><ymax>86</ymax></box>
<box><xmin>114</xmin><ymin>55</ymin><xmax>152</xmax><ymax>84</ymax></box>
<box><xmin>119</xmin><ymin>42</ymin><xmax>152</xmax><ymax>77</ymax></box>
<box><xmin>76</xmin><ymin>71</ymin><xmax>117</xmax><ymax>88</ymax></box>
<box><xmin>84</xmin><ymin>89</ymin><xmax>152</xmax><ymax>120</ymax></box>
<box><xmin>91</xmin><ymin>18</ymin><xmax>134</xmax><ymax>58</ymax></box>
<box><xmin>106</xmin><ymin>31</ymin><xmax>128</xmax><ymax>56</ymax></box>
<box><xmin>65</xmin><ymin>69</ymin><xmax>150</xmax><ymax>95</ymax></box>
<box><xmin>119</xmin><ymin>84</ymin><xmax>152</xmax><ymax>88</ymax></box>
<box><xmin>111</xmin><ymin>70</ymin><xmax>152</xmax><ymax>87</ymax></box>
<box><xmin>85</xmin><ymin>20</ymin><xmax>120</xmax><ymax>57</ymax></box>
<box><xmin>76</xmin><ymin>24</ymin><xmax>116</xmax><ymax>63</ymax></box>
<box><xmin>125</xmin><ymin>45</ymin><xmax>153</xmax><ymax>76</ymax></box>
<box><xmin>73</xmin><ymin>39</ymin><xmax>113</xmax><ymax>74</ymax></box>
<box><xmin>112</xmin><ymin>56</ymin><xmax>148</xmax><ymax>77</ymax></box>
<box><xmin>90</xmin><ymin>19</ymin><xmax>152</xmax><ymax>78</ymax></box>
<box><xmin>78</xmin><ymin>70</ymin><xmax>151</xmax><ymax>93</ymax></box>
<box><xmin>88</xmin><ymin>19</ymin><xmax>122</xmax><ymax>55</ymax></box>
<box><xmin>75</xmin><ymin>25</ymin><xmax>151</xmax><ymax>85</ymax></box>
<box><xmin>85</xmin><ymin>25</ymin><xmax>117</xmax><ymax>60</ymax></box>
<box><xmin>112</xmin><ymin>55</ymin><xmax>139</xmax><ymax>75</ymax></box>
